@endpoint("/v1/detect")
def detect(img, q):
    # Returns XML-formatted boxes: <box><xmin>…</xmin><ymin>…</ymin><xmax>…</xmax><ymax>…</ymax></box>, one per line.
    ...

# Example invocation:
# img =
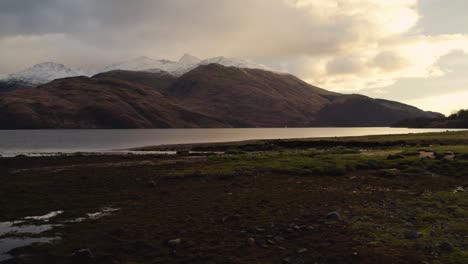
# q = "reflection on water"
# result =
<box><xmin>0</xmin><ymin>211</ymin><xmax>64</xmax><ymax>262</ymax></box>
<box><xmin>0</xmin><ymin>222</ymin><xmax>57</xmax><ymax>237</ymax></box>
<box><xmin>0</xmin><ymin>237</ymin><xmax>59</xmax><ymax>262</ymax></box>
<box><xmin>24</xmin><ymin>211</ymin><xmax>64</xmax><ymax>221</ymax></box>
<box><xmin>0</xmin><ymin>207</ymin><xmax>119</xmax><ymax>262</ymax></box>
<box><xmin>0</xmin><ymin>128</ymin><xmax>465</xmax><ymax>156</ymax></box>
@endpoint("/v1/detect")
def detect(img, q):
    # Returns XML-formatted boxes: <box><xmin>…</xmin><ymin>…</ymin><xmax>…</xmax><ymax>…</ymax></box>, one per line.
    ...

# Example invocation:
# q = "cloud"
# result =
<box><xmin>0</xmin><ymin>0</ymin><xmax>467</xmax><ymax>96</ymax></box>
<box><xmin>404</xmin><ymin>90</ymin><xmax>468</xmax><ymax>115</ymax></box>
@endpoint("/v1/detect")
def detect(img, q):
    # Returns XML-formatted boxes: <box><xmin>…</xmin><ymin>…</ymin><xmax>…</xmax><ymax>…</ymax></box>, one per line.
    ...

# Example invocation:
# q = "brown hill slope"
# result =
<box><xmin>314</xmin><ymin>95</ymin><xmax>443</xmax><ymax>127</ymax></box>
<box><xmin>0</xmin><ymin>76</ymin><xmax>225</xmax><ymax>129</ymax></box>
<box><xmin>165</xmin><ymin>64</ymin><xmax>338</xmax><ymax>127</ymax></box>
<box><xmin>0</xmin><ymin>64</ymin><xmax>441</xmax><ymax>128</ymax></box>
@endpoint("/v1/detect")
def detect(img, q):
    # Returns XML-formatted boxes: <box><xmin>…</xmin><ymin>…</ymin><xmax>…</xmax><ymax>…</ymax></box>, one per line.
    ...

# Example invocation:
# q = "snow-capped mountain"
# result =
<box><xmin>0</xmin><ymin>54</ymin><xmax>279</xmax><ymax>90</ymax></box>
<box><xmin>198</xmin><ymin>56</ymin><xmax>275</xmax><ymax>72</ymax></box>
<box><xmin>1</xmin><ymin>62</ymin><xmax>90</xmax><ymax>87</ymax></box>
<box><xmin>103</xmin><ymin>56</ymin><xmax>176</xmax><ymax>73</ymax></box>
<box><xmin>103</xmin><ymin>54</ymin><xmax>277</xmax><ymax>77</ymax></box>
<box><xmin>104</xmin><ymin>54</ymin><xmax>201</xmax><ymax>76</ymax></box>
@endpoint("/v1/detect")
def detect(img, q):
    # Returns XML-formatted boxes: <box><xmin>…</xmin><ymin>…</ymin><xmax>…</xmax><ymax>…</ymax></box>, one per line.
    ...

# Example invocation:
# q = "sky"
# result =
<box><xmin>0</xmin><ymin>0</ymin><xmax>467</xmax><ymax>115</ymax></box>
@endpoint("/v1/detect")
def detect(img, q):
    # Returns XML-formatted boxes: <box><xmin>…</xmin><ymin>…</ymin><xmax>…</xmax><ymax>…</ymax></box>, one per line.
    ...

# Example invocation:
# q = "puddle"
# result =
<box><xmin>0</xmin><ymin>207</ymin><xmax>118</xmax><ymax>262</ymax></box>
<box><xmin>0</xmin><ymin>222</ymin><xmax>58</xmax><ymax>237</ymax></box>
<box><xmin>0</xmin><ymin>237</ymin><xmax>59</xmax><ymax>262</ymax></box>
<box><xmin>87</xmin><ymin>207</ymin><xmax>120</xmax><ymax>220</ymax></box>
<box><xmin>0</xmin><ymin>211</ymin><xmax>63</xmax><ymax>237</ymax></box>
<box><xmin>24</xmin><ymin>211</ymin><xmax>63</xmax><ymax>221</ymax></box>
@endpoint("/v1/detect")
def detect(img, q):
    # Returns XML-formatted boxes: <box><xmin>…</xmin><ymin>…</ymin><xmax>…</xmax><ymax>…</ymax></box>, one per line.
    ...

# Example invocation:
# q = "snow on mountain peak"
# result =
<box><xmin>1</xmin><ymin>54</ymin><xmax>280</xmax><ymax>88</ymax></box>
<box><xmin>101</xmin><ymin>54</ymin><xmax>278</xmax><ymax>77</ymax></box>
<box><xmin>3</xmin><ymin>62</ymin><xmax>89</xmax><ymax>86</ymax></box>
<box><xmin>178</xmin><ymin>54</ymin><xmax>201</xmax><ymax>65</ymax></box>
<box><xmin>103</xmin><ymin>56</ymin><xmax>172</xmax><ymax>72</ymax></box>
<box><xmin>198</xmin><ymin>56</ymin><xmax>276</xmax><ymax>73</ymax></box>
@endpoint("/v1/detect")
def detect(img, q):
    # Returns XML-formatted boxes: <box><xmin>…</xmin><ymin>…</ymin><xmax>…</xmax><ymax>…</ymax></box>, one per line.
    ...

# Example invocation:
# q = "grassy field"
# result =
<box><xmin>0</xmin><ymin>131</ymin><xmax>467</xmax><ymax>263</ymax></box>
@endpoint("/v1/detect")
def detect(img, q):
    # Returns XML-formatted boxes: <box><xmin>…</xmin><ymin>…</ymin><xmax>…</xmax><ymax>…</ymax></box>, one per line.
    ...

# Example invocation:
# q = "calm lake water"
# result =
<box><xmin>0</xmin><ymin>128</ymin><xmax>464</xmax><ymax>156</ymax></box>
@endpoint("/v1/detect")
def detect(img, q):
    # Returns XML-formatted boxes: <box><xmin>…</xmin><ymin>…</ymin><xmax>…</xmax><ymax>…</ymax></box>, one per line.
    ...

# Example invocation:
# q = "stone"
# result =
<box><xmin>440</xmin><ymin>242</ymin><xmax>453</xmax><ymax>252</ymax></box>
<box><xmin>167</xmin><ymin>238</ymin><xmax>182</xmax><ymax>247</ymax></box>
<box><xmin>404</xmin><ymin>230</ymin><xmax>419</xmax><ymax>240</ymax></box>
<box><xmin>326</xmin><ymin>211</ymin><xmax>342</xmax><ymax>221</ymax></box>
<box><xmin>297</xmin><ymin>248</ymin><xmax>308</xmax><ymax>254</ymax></box>
<box><xmin>274</xmin><ymin>236</ymin><xmax>285</xmax><ymax>243</ymax></box>
<box><xmin>71</xmin><ymin>248</ymin><xmax>94</xmax><ymax>263</ymax></box>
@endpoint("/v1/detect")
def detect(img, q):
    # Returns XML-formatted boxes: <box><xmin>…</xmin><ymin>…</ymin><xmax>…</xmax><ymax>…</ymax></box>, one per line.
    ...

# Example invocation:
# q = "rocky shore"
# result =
<box><xmin>0</xmin><ymin>132</ymin><xmax>467</xmax><ymax>263</ymax></box>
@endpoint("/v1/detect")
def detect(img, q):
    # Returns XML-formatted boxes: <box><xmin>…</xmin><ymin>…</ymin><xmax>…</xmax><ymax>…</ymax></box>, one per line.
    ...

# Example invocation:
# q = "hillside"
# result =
<box><xmin>0</xmin><ymin>64</ymin><xmax>440</xmax><ymax>129</ymax></box>
<box><xmin>0</xmin><ymin>76</ymin><xmax>225</xmax><ymax>129</ymax></box>
<box><xmin>394</xmin><ymin>109</ymin><xmax>468</xmax><ymax>128</ymax></box>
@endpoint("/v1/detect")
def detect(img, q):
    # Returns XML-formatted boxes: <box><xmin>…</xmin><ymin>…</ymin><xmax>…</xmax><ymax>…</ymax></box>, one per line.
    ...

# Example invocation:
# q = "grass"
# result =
<box><xmin>2</xmin><ymin>130</ymin><xmax>468</xmax><ymax>263</ymax></box>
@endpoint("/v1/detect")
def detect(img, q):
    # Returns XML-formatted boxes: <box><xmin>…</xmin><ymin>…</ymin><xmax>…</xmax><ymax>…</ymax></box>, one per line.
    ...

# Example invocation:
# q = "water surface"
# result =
<box><xmin>0</xmin><ymin>128</ymin><xmax>463</xmax><ymax>156</ymax></box>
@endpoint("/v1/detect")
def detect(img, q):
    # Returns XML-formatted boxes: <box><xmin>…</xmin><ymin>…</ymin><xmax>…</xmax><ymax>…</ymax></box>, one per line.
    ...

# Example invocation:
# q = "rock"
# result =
<box><xmin>282</xmin><ymin>258</ymin><xmax>292</xmax><ymax>263</ymax></box>
<box><xmin>274</xmin><ymin>236</ymin><xmax>285</xmax><ymax>243</ymax></box>
<box><xmin>440</xmin><ymin>242</ymin><xmax>453</xmax><ymax>252</ymax></box>
<box><xmin>404</xmin><ymin>230</ymin><xmax>419</xmax><ymax>240</ymax></box>
<box><xmin>326</xmin><ymin>211</ymin><xmax>342</xmax><ymax>221</ymax></box>
<box><xmin>148</xmin><ymin>179</ymin><xmax>158</xmax><ymax>188</ymax></box>
<box><xmin>247</xmin><ymin>237</ymin><xmax>256</xmax><ymax>245</ymax></box>
<box><xmin>167</xmin><ymin>238</ymin><xmax>182</xmax><ymax>247</ymax></box>
<box><xmin>71</xmin><ymin>248</ymin><xmax>94</xmax><ymax>263</ymax></box>
<box><xmin>222</xmin><ymin>214</ymin><xmax>241</xmax><ymax>223</ymax></box>
<box><xmin>297</xmin><ymin>248</ymin><xmax>308</xmax><ymax>254</ymax></box>
<box><xmin>255</xmin><ymin>227</ymin><xmax>266</xmax><ymax>232</ymax></box>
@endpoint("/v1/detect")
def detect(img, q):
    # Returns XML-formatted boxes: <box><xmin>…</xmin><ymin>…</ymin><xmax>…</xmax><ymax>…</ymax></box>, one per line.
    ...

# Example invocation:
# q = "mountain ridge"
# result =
<box><xmin>0</xmin><ymin>64</ymin><xmax>441</xmax><ymax>129</ymax></box>
<box><xmin>0</xmin><ymin>54</ymin><xmax>281</xmax><ymax>89</ymax></box>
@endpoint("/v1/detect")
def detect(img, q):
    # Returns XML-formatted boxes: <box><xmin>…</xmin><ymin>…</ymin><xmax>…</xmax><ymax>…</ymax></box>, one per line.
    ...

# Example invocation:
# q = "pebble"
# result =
<box><xmin>439</xmin><ymin>242</ymin><xmax>453</xmax><ymax>252</ymax></box>
<box><xmin>297</xmin><ymin>248</ymin><xmax>308</xmax><ymax>254</ymax></box>
<box><xmin>326</xmin><ymin>211</ymin><xmax>342</xmax><ymax>221</ymax></box>
<box><xmin>404</xmin><ymin>230</ymin><xmax>419</xmax><ymax>240</ymax></box>
<box><xmin>71</xmin><ymin>248</ymin><xmax>94</xmax><ymax>263</ymax></box>
<box><xmin>167</xmin><ymin>238</ymin><xmax>182</xmax><ymax>247</ymax></box>
<box><xmin>274</xmin><ymin>236</ymin><xmax>285</xmax><ymax>243</ymax></box>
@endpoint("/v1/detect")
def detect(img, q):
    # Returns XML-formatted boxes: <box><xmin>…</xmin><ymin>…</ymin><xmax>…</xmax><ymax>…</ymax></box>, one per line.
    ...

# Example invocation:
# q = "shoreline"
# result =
<box><xmin>0</xmin><ymin>131</ymin><xmax>467</xmax><ymax>263</ymax></box>
<box><xmin>2</xmin><ymin>130</ymin><xmax>467</xmax><ymax>158</ymax></box>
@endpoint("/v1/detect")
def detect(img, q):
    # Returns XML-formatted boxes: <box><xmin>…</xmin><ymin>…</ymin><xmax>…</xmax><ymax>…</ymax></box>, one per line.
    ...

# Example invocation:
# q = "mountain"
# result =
<box><xmin>394</xmin><ymin>109</ymin><xmax>467</xmax><ymax>128</ymax></box>
<box><xmin>0</xmin><ymin>75</ymin><xmax>225</xmax><ymax>129</ymax></box>
<box><xmin>0</xmin><ymin>55</ymin><xmax>276</xmax><ymax>91</ymax></box>
<box><xmin>314</xmin><ymin>96</ymin><xmax>444</xmax><ymax>126</ymax></box>
<box><xmin>0</xmin><ymin>64</ymin><xmax>441</xmax><ymax>129</ymax></box>
<box><xmin>198</xmin><ymin>56</ymin><xmax>276</xmax><ymax>72</ymax></box>
<box><xmin>101</xmin><ymin>54</ymin><xmax>275</xmax><ymax>77</ymax></box>
<box><xmin>103</xmin><ymin>56</ymin><xmax>176</xmax><ymax>73</ymax></box>
<box><xmin>163</xmin><ymin>64</ymin><xmax>335</xmax><ymax>127</ymax></box>
<box><xmin>0</xmin><ymin>62</ymin><xmax>89</xmax><ymax>90</ymax></box>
